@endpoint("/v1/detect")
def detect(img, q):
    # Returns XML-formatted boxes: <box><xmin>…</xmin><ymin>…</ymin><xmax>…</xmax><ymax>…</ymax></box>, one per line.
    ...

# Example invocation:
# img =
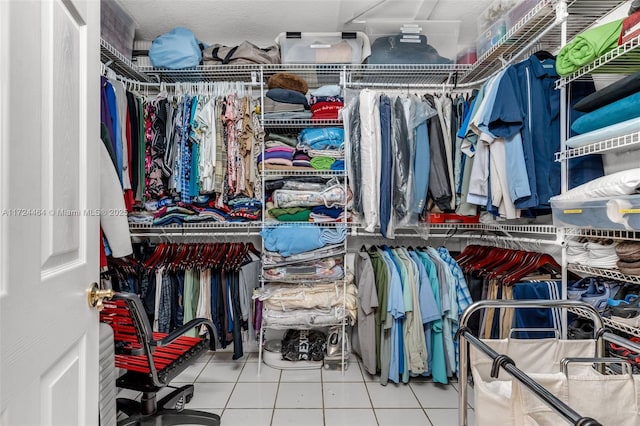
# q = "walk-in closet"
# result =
<box><xmin>3</xmin><ymin>0</ymin><xmax>640</xmax><ymax>425</ymax></box>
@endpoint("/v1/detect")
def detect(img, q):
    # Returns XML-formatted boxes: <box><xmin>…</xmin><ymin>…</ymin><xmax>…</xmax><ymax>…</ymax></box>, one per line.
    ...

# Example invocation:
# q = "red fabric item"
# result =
<box><xmin>99</xmin><ymin>227</ymin><xmax>108</xmax><ymax>271</ymax></box>
<box><xmin>311</xmin><ymin>101</ymin><xmax>343</xmax><ymax>120</ymax></box>
<box><xmin>124</xmin><ymin>189</ymin><xmax>135</xmax><ymax>212</ymax></box>
<box><xmin>619</xmin><ymin>11</ymin><xmax>640</xmax><ymax>45</ymax></box>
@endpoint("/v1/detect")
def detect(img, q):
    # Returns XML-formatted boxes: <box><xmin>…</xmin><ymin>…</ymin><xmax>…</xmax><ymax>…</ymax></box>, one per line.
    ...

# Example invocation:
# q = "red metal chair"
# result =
<box><xmin>100</xmin><ymin>292</ymin><xmax>220</xmax><ymax>425</ymax></box>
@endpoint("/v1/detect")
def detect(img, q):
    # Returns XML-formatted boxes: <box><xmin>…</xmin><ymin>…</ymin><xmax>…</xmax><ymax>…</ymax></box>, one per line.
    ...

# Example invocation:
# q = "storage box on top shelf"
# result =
<box><xmin>476</xmin><ymin>18</ymin><xmax>508</xmax><ymax>59</ymax></box>
<box><xmin>363</xmin><ymin>20</ymin><xmax>460</xmax><ymax>64</ymax></box>
<box><xmin>551</xmin><ymin>194</ymin><xmax>640</xmax><ymax>231</ymax></box>
<box><xmin>504</xmin><ymin>0</ymin><xmax>541</xmax><ymax>30</ymax></box>
<box><xmin>477</xmin><ymin>0</ymin><xmax>522</xmax><ymax>33</ymax></box>
<box><xmin>100</xmin><ymin>0</ymin><xmax>136</xmax><ymax>59</ymax></box>
<box><xmin>275</xmin><ymin>32</ymin><xmax>371</xmax><ymax>64</ymax></box>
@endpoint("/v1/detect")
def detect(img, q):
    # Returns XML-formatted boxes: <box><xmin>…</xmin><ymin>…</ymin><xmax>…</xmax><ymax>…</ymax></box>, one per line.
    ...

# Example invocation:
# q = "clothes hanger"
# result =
<box><xmin>502</xmin><ymin>253</ymin><xmax>561</xmax><ymax>286</ymax></box>
<box><xmin>533</xmin><ymin>50</ymin><xmax>555</xmax><ymax>60</ymax></box>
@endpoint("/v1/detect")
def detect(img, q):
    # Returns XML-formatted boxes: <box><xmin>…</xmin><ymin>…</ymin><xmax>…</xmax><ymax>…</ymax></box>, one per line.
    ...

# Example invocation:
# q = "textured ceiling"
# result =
<box><xmin>115</xmin><ymin>0</ymin><xmax>493</xmax><ymax>53</ymax></box>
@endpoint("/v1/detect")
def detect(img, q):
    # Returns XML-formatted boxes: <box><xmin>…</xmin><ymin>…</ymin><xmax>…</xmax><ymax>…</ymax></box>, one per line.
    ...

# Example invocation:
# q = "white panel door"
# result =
<box><xmin>0</xmin><ymin>0</ymin><xmax>100</xmax><ymax>425</ymax></box>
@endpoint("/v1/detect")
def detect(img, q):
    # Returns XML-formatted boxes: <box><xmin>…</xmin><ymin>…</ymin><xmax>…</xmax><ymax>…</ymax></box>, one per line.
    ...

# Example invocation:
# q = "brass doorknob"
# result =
<box><xmin>87</xmin><ymin>282</ymin><xmax>115</xmax><ymax>311</ymax></box>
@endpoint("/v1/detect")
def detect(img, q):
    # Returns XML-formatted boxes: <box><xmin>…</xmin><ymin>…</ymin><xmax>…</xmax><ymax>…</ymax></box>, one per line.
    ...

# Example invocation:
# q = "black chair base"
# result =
<box><xmin>116</xmin><ymin>385</ymin><xmax>221</xmax><ymax>426</ymax></box>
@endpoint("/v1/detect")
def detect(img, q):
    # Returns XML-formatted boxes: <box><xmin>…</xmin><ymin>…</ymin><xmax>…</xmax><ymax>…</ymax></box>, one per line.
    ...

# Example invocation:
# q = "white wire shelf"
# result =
<box><xmin>136</xmin><ymin>63</ymin><xmax>472</xmax><ymax>87</ymax></box>
<box><xmin>461</xmin><ymin>0</ymin><xmax>557</xmax><ymax>83</ymax></box>
<box><xmin>262</xmin><ymin>119</ymin><xmax>343</xmax><ymax>128</ymax></box>
<box><xmin>568</xmin><ymin>263</ymin><xmax>640</xmax><ymax>284</ymax></box>
<box><xmin>569</xmin><ymin>307</ymin><xmax>640</xmax><ymax>339</ymax></box>
<box><xmin>100</xmin><ymin>39</ymin><xmax>152</xmax><ymax>82</ymax></box>
<box><xmin>260</xmin><ymin>319</ymin><xmax>348</xmax><ymax>330</ymax></box>
<box><xmin>261</xmin><ymin>275</ymin><xmax>346</xmax><ymax>284</ymax></box>
<box><xmin>556</xmin><ymin>131</ymin><xmax>640</xmax><ymax>161</ymax></box>
<box><xmin>262</xmin><ymin>221</ymin><xmax>350</xmax><ymax>227</ymax></box>
<box><xmin>460</xmin><ymin>0</ymin><xmax>629</xmax><ymax>84</ymax></box>
<box><xmin>565</xmin><ymin>227</ymin><xmax>640</xmax><ymax>242</ymax></box>
<box><xmin>261</xmin><ymin>169</ymin><xmax>346</xmax><ymax>178</ymax></box>
<box><xmin>128</xmin><ymin>221</ymin><xmax>261</xmax><ymax>237</ymax></box>
<box><xmin>556</xmin><ymin>34</ymin><xmax>640</xmax><ymax>89</ymax></box>
<box><xmin>428</xmin><ymin>223</ymin><xmax>558</xmax><ymax>235</ymax></box>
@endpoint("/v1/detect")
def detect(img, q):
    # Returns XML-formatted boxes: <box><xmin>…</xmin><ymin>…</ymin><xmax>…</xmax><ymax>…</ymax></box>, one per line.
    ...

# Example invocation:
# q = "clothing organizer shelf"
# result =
<box><xmin>568</xmin><ymin>263</ymin><xmax>640</xmax><ymax>285</ymax></box>
<box><xmin>565</xmin><ymin>228</ymin><xmax>640</xmax><ymax>242</ymax></box>
<box><xmin>553</xmin><ymin>2</ymin><xmax>640</xmax><ymax>343</ymax></box>
<box><xmin>555</xmin><ymin>130</ymin><xmax>640</xmax><ymax>161</ymax></box>
<box><xmin>556</xmin><ymin>33</ymin><xmax>640</xmax><ymax>89</ymax></box>
<box><xmin>568</xmin><ymin>306</ymin><xmax>640</xmax><ymax>338</ymax></box>
<box><xmin>459</xmin><ymin>0</ymin><xmax>628</xmax><ymax>84</ymax></box>
<box><xmin>262</xmin><ymin>119</ymin><xmax>343</xmax><ymax>129</ymax></box>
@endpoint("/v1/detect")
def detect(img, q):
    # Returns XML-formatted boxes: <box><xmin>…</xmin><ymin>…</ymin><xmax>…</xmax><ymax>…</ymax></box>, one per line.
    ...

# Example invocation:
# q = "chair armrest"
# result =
<box><xmin>152</xmin><ymin>318</ymin><xmax>217</xmax><ymax>351</ymax></box>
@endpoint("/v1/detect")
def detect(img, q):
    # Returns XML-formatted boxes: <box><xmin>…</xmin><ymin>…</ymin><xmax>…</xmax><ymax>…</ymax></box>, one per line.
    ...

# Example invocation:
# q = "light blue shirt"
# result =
<box><xmin>416</xmin><ymin>251</ymin><xmax>448</xmax><ymax>384</ymax></box>
<box><xmin>380</xmin><ymin>251</ymin><xmax>405</xmax><ymax>385</ymax></box>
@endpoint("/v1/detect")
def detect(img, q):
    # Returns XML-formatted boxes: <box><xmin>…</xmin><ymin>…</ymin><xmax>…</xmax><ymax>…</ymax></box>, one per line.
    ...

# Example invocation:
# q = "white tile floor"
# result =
<box><xmin>124</xmin><ymin>351</ymin><xmax>476</xmax><ymax>426</ymax></box>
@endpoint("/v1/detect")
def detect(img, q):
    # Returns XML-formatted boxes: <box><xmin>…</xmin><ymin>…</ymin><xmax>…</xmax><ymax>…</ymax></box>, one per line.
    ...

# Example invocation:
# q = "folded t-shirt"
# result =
<box><xmin>309</xmin><ymin>85</ymin><xmax>342</xmax><ymax>97</ymax></box>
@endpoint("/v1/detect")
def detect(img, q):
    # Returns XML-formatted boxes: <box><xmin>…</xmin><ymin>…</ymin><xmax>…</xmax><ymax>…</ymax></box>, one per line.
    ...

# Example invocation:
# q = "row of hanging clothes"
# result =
<box><xmin>342</xmin><ymin>88</ymin><xmax>475</xmax><ymax>239</ymax></box>
<box><xmin>100</xmin><ymin>72</ymin><xmax>264</xmax><ymax>229</ymax></box>
<box><xmin>455</xmin><ymin>244</ymin><xmax>564</xmax><ymax>340</ymax></box>
<box><xmin>343</xmin><ymin>52</ymin><xmax>607</xmax><ymax>232</ymax></box>
<box><xmin>351</xmin><ymin>244</ymin><xmax>472</xmax><ymax>385</ymax></box>
<box><xmin>104</xmin><ymin>241</ymin><xmax>261</xmax><ymax>360</ymax></box>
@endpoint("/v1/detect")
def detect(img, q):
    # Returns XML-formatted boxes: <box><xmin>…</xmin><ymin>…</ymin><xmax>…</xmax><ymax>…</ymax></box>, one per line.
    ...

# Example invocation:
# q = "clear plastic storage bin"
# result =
<box><xmin>276</xmin><ymin>32</ymin><xmax>371</xmax><ymax>64</ymax></box>
<box><xmin>551</xmin><ymin>194</ymin><xmax>640</xmax><ymax>231</ymax></box>
<box><xmin>363</xmin><ymin>20</ymin><xmax>460</xmax><ymax>64</ymax></box>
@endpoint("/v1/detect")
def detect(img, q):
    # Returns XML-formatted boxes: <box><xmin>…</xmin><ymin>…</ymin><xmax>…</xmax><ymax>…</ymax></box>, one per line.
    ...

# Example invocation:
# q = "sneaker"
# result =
<box><xmin>568</xmin><ymin>318</ymin><xmax>594</xmax><ymax>339</ymax></box>
<box><xmin>581</xmin><ymin>280</ymin><xmax>619</xmax><ymax>313</ymax></box>
<box><xmin>567</xmin><ymin>277</ymin><xmax>594</xmax><ymax>300</ymax></box>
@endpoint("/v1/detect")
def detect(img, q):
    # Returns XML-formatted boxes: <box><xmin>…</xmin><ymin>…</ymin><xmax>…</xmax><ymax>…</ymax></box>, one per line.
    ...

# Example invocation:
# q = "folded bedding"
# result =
<box><xmin>571</xmin><ymin>90</ymin><xmax>640</xmax><ymax>135</ymax></box>
<box><xmin>261</xmin><ymin>224</ymin><xmax>347</xmax><ymax>256</ymax></box>
<box><xmin>298</xmin><ymin>127</ymin><xmax>344</xmax><ymax>150</ymax></box>
<box><xmin>574</xmin><ymin>71</ymin><xmax>640</xmax><ymax>112</ymax></box>
<box><xmin>550</xmin><ymin>168</ymin><xmax>640</xmax><ymax>201</ymax></box>
<box><xmin>566</xmin><ymin>116</ymin><xmax>640</xmax><ymax>149</ymax></box>
<box><xmin>556</xmin><ymin>19</ymin><xmax>623</xmax><ymax>76</ymax></box>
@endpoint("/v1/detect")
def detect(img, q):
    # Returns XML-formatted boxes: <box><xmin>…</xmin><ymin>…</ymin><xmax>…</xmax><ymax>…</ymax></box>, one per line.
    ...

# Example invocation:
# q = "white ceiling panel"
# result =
<box><xmin>116</xmin><ymin>0</ymin><xmax>495</xmax><ymax>53</ymax></box>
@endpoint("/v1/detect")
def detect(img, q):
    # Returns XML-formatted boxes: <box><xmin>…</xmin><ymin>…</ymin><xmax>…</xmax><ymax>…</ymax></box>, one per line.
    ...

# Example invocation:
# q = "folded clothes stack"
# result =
<box><xmin>566</xmin><ymin>238</ymin><xmax>619</xmax><ymax>268</ymax></box>
<box><xmin>297</xmin><ymin>127</ymin><xmax>345</xmax><ymax>170</ymax></box>
<box><xmin>142</xmin><ymin>196</ymin><xmax>262</xmax><ymax>226</ymax></box>
<box><xmin>262</xmin><ymin>257</ymin><xmax>345</xmax><ymax>282</ymax></box>
<box><xmin>264</xmin><ymin>73</ymin><xmax>312</xmax><ymax>119</ymax></box>
<box><xmin>261</xmin><ymin>224</ymin><xmax>347</xmax><ymax>257</ymax></box>
<box><xmin>309</xmin><ymin>85</ymin><xmax>344</xmax><ymax>120</ymax></box>
<box><xmin>617</xmin><ymin>241</ymin><xmax>640</xmax><ymax>276</ymax></box>
<box><xmin>257</xmin><ymin>146</ymin><xmax>296</xmax><ymax>167</ymax></box>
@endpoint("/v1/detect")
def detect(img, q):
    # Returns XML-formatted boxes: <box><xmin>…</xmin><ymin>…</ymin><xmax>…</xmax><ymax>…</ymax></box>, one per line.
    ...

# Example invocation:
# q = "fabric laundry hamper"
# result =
<box><xmin>470</xmin><ymin>338</ymin><xmax>596</xmax><ymax>426</ymax></box>
<box><xmin>514</xmin><ymin>368</ymin><xmax>640</xmax><ymax>426</ymax></box>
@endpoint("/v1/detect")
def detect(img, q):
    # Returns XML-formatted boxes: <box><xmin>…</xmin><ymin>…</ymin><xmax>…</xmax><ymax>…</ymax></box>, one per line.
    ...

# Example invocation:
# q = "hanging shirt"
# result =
<box><xmin>380</xmin><ymin>250</ymin><xmax>405</xmax><ymax>385</ymax></box>
<box><xmin>489</xmin><ymin>55</ymin><xmax>560</xmax><ymax>209</ymax></box>
<box><xmin>437</xmin><ymin>247</ymin><xmax>473</xmax><ymax>375</ymax></box>
<box><xmin>355</xmin><ymin>252</ymin><xmax>379</xmax><ymax>375</ymax></box>
<box><xmin>415</xmin><ymin>250</ymin><xmax>448</xmax><ymax>384</ymax></box>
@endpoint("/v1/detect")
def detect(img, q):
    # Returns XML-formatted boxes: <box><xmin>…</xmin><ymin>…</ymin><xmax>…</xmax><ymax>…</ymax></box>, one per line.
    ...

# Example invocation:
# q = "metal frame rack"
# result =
<box><xmin>553</xmin><ymin>1</ymin><xmax>640</xmax><ymax>341</ymax></box>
